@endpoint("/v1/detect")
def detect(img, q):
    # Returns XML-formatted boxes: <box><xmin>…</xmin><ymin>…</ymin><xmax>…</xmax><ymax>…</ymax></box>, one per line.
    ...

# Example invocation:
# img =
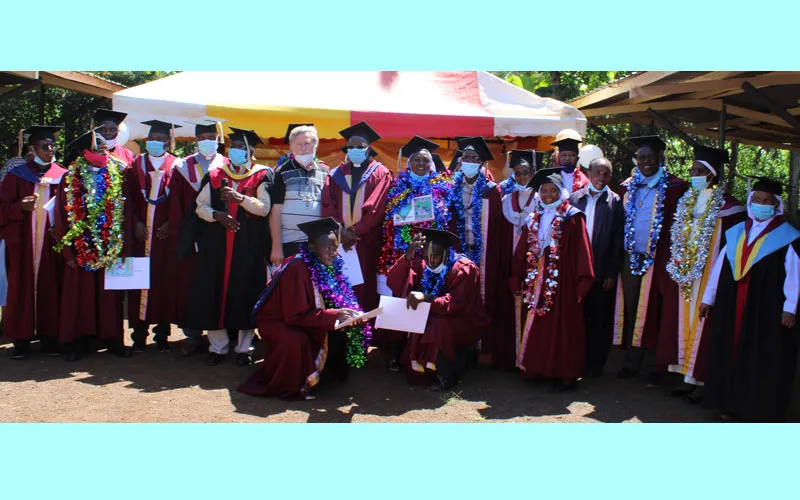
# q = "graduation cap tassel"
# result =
<box><xmin>170</xmin><ymin>123</ymin><xmax>176</xmax><ymax>153</ymax></box>
<box><xmin>17</xmin><ymin>128</ymin><xmax>24</xmax><ymax>157</ymax></box>
<box><xmin>216</xmin><ymin>121</ymin><xmax>224</xmax><ymax>144</ymax></box>
<box><xmin>244</xmin><ymin>135</ymin><xmax>251</xmax><ymax>165</ymax></box>
<box><xmin>397</xmin><ymin>148</ymin><xmax>403</xmax><ymax>173</ymax></box>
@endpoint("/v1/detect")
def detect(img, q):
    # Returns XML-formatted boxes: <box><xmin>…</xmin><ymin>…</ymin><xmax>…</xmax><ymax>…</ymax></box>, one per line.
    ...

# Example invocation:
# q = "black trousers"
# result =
<box><xmin>131</xmin><ymin>323</ymin><xmax>171</xmax><ymax>344</ymax></box>
<box><xmin>436</xmin><ymin>348</ymin><xmax>469</xmax><ymax>384</ymax></box>
<box><xmin>584</xmin><ymin>282</ymin><xmax>614</xmax><ymax>375</ymax></box>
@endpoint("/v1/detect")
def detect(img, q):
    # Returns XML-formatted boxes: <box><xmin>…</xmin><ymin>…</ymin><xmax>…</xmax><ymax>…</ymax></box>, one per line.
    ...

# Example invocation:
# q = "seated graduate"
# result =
<box><xmin>386</xmin><ymin>228</ymin><xmax>491</xmax><ymax>391</ymax></box>
<box><xmin>237</xmin><ymin>217</ymin><xmax>370</xmax><ymax>401</ymax></box>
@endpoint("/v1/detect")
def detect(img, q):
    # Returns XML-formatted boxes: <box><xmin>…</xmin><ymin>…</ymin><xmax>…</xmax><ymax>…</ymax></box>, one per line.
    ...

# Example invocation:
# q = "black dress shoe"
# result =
<box><xmin>41</xmin><ymin>340</ymin><xmax>62</xmax><ymax>357</ymax></box>
<box><xmin>430</xmin><ymin>375</ymin><xmax>455</xmax><ymax>392</ymax></box>
<box><xmin>235</xmin><ymin>353</ymin><xmax>252</xmax><ymax>366</ymax></box>
<box><xmin>388</xmin><ymin>358</ymin><xmax>400</xmax><ymax>372</ymax></box>
<box><xmin>206</xmin><ymin>353</ymin><xmax>225</xmax><ymax>366</ymax></box>
<box><xmin>668</xmin><ymin>383</ymin><xmax>696</xmax><ymax>397</ymax></box>
<box><xmin>616</xmin><ymin>368</ymin><xmax>638</xmax><ymax>379</ymax></box>
<box><xmin>132</xmin><ymin>342</ymin><xmax>146</xmax><ymax>353</ymax></box>
<box><xmin>108</xmin><ymin>345</ymin><xmax>132</xmax><ymax>358</ymax></box>
<box><xmin>645</xmin><ymin>373</ymin><xmax>662</xmax><ymax>388</ymax></box>
<box><xmin>12</xmin><ymin>342</ymin><xmax>32</xmax><ymax>360</ymax></box>
<box><xmin>156</xmin><ymin>341</ymin><xmax>170</xmax><ymax>353</ymax></box>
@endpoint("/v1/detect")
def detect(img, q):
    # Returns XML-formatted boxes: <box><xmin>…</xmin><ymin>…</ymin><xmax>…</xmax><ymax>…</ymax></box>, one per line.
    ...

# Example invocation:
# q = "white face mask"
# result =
<box><xmin>294</xmin><ymin>153</ymin><xmax>315</xmax><ymax>166</ymax></box>
<box><xmin>515</xmin><ymin>183</ymin><xmax>532</xmax><ymax>192</ymax></box>
<box><xmin>588</xmin><ymin>184</ymin><xmax>608</xmax><ymax>194</ymax></box>
<box><xmin>104</xmin><ymin>137</ymin><xmax>118</xmax><ymax>149</ymax></box>
<box><xmin>33</xmin><ymin>155</ymin><xmax>52</xmax><ymax>166</ymax></box>
<box><xmin>428</xmin><ymin>248</ymin><xmax>446</xmax><ymax>274</ymax></box>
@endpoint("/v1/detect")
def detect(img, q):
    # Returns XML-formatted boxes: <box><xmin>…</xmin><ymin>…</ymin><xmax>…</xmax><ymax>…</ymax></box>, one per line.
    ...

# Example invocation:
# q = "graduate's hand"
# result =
<box><xmin>20</xmin><ymin>195</ymin><xmax>38</xmax><ymax>212</ymax></box>
<box><xmin>782</xmin><ymin>312</ymin><xmax>796</xmax><ymax>329</ymax></box>
<box><xmin>405</xmin><ymin>233</ymin><xmax>426</xmax><ymax>262</ymax></box>
<box><xmin>407</xmin><ymin>291</ymin><xmax>426</xmax><ymax>310</ymax></box>
<box><xmin>156</xmin><ymin>222</ymin><xmax>169</xmax><ymax>240</ymax></box>
<box><xmin>602</xmin><ymin>278</ymin><xmax>614</xmax><ymax>292</ymax></box>
<box><xmin>213</xmin><ymin>211</ymin><xmax>239</xmax><ymax>232</ymax></box>
<box><xmin>220</xmin><ymin>187</ymin><xmax>244</xmax><ymax>204</ymax></box>
<box><xmin>134</xmin><ymin>222</ymin><xmax>148</xmax><ymax>242</ymax></box>
<box><xmin>66</xmin><ymin>259</ymin><xmax>78</xmax><ymax>269</ymax></box>
<box><xmin>270</xmin><ymin>247</ymin><xmax>284</xmax><ymax>268</ymax></box>
<box><xmin>341</xmin><ymin>228</ymin><xmax>359</xmax><ymax>251</ymax></box>
<box><xmin>337</xmin><ymin>308</ymin><xmax>361</xmax><ymax>324</ymax></box>
<box><xmin>699</xmin><ymin>303</ymin><xmax>712</xmax><ymax>319</ymax></box>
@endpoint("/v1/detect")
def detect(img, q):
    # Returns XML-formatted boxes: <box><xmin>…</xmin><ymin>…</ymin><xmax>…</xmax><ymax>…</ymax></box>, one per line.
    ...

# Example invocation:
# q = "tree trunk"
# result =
<box><xmin>789</xmin><ymin>151</ymin><xmax>800</xmax><ymax>226</ymax></box>
<box><xmin>550</xmin><ymin>71</ymin><xmax>562</xmax><ymax>101</ymax></box>
<box><xmin>725</xmin><ymin>142</ymin><xmax>739</xmax><ymax>194</ymax></box>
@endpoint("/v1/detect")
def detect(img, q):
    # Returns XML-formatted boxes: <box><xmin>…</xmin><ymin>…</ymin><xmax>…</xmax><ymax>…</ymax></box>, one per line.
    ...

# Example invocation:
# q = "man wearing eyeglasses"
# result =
<box><xmin>614</xmin><ymin>136</ymin><xmax>686</xmax><ymax>387</ymax></box>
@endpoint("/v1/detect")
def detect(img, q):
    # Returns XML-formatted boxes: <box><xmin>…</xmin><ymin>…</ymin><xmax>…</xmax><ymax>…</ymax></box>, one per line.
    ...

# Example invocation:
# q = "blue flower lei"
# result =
<box><xmin>300</xmin><ymin>244</ymin><xmax>372</xmax><ymax>368</ymax></box>
<box><xmin>500</xmin><ymin>176</ymin><xmax>517</xmax><ymax>196</ymax></box>
<box><xmin>420</xmin><ymin>247</ymin><xmax>457</xmax><ymax>296</ymax></box>
<box><xmin>623</xmin><ymin>167</ymin><xmax>668</xmax><ymax>276</ymax></box>
<box><xmin>452</xmin><ymin>171</ymin><xmax>487</xmax><ymax>266</ymax></box>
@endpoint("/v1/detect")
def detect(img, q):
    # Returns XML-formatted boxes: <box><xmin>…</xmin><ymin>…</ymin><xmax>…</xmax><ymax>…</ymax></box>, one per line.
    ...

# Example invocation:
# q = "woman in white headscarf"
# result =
<box><xmin>510</xmin><ymin>168</ymin><xmax>594</xmax><ymax>391</ymax></box>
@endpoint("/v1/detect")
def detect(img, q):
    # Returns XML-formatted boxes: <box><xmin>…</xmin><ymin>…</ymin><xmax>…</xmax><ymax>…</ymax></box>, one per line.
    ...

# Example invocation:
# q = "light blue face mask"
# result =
<box><xmin>228</xmin><ymin>148</ymin><xmax>249</xmax><ymax>166</ymax></box>
<box><xmin>409</xmin><ymin>170</ymin><xmax>430</xmax><ymax>182</ymax></box>
<box><xmin>33</xmin><ymin>155</ymin><xmax>52</xmax><ymax>166</ymax></box>
<box><xmin>690</xmin><ymin>176</ymin><xmax>709</xmax><ymax>191</ymax></box>
<box><xmin>515</xmin><ymin>183</ymin><xmax>532</xmax><ymax>191</ymax></box>
<box><xmin>750</xmin><ymin>203</ymin><xmax>776</xmax><ymax>221</ymax></box>
<box><xmin>588</xmin><ymin>184</ymin><xmax>609</xmax><ymax>194</ymax></box>
<box><xmin>460</xmin><ymin>162</ymin><xmax>481</xmax><ymax>178</ymax></box>
<box><xmin>541</xmin><ymin>198</ymin><xmax>562</xmax><ymax>210</ymax></box>
<box><xmin>347</xmin><ymin>147</ymin><xmax>368</xmax><ymax>165</ymax></box>
<box><xmin>197</xmin><ymin>139</ymin><xmax>217</xmax><ymax>158</ymax></box>
<box><xmin>146</xmin><ymin>140</ymin><xmax>166</xmax><ymax>157</ymax></box>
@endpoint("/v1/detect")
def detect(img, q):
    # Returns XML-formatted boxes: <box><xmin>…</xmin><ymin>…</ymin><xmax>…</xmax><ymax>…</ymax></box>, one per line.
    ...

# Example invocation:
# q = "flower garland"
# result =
<box><xmin>500</xmin><ymin>177</ymin><xmax>516</xmax><ymax>196</ymax></box>
<box><xmin>452</xmin><ymin>171</ymin><xmax>487</xmax><ymax>266</ymax></box>
<box><xmin>667</xmin><ymin>186</ymin><xmax>724</xmax><ymax>301</ymax></box>
<box><xmin>420</xmin><ymin>248</ymin><xmax>457</xmax><ymax>297</ymax></box>
<box><xmin>54</xmin><ymin>157</ymin><xmax>125</xmax><ymax>271</ymax></box>
<box><xmin>522</xmin><ymin>201</ymin><xmax>568</xmax><ymax>316</ymax></box>
<box><xmin>378</xmin><ymin>171</ymin><xmax>454</xmax><ymax>273</ymax></box>
<box><xmin>300</xmin><ymin>244</ymin><xmax>372</xmax><ymax>368</ymax></box>
<box><xmin>623</xmin><ymin>168</ymin><xmax>668</xmax><ymax>276</ymax></box>
<box><xmin>571</xmin><ymin>172</ymin><xmax>583</xmax><ymax>193</ymax></box>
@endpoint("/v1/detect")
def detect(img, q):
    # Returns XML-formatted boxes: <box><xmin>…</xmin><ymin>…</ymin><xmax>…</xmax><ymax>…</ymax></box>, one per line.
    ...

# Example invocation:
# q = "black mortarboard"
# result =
<box><xmin>66</xmin><ymin>128</ymin><xmax>102</xmax><ymax>153</ymax></box>
<box><xmin>228</xmin><ymin>127</ymin><xmax>264</xmax><ymax>147</ymax></box>
<box><xmin>284</xmin><ymin>123</ymin><xmax>314</xmax><ymax>145</ymax></box>
<box><xmin>532</xmin><ymin>167</ymin><xmax>564</xmax><ymax>190</ymax></box>
<box><xmin>550</xmin><ymin>138</ymin><xmax>580</xmax><ymax>154</ymax></box>
<box><xmin>432</xmin><ymin>153</ymin><xmax>447</xmax><ymax>173</ymax></box>
<box><xmin>693</xmin><ymin>144</ymin><xmax>728</xmax><ymax>173</ymax></box>
<box><xmin>448</xmin><ymin>150</ymin><xmax>462</xmax><ymax>170</ymax></box>
<box><xmin>24</xmin><ymin>125</ymin><xmax>61</xmax><ymax>143</ymax></box>
<box><xmin>297</xmin><ymin>217</ymin><xmax>341</xmax><ymax>241</ymax></box>
<box><xmin>339</xmin><ymin>121</ymin><xmax>381</xmax><ymax>143</ymax></box>
<box><xmin>750</xmin><ymin>176</ymin><xmax>786</xmax><ymax>196</ymax></box>
<box><xmin>93</xmin><ymin>109</ymin><xmax>127</xmax><ymax>126</ymax></box>
<box><xmin>509</xmin><ymin>149</ymin><xmax>535</xmax><ymax>169</ymax></box>
<box><xmin>420</xmin><ymin>227</ymin><xmax>461</xmax><ymax>249</ymax></box>
<box><xmin>142</xmin><ymin>120</ymin><xmax>181</xmax><ymax>135</ymax></box>
<box><xmin>187</xmin><ymin>119</ymin><xmax>220</xmax><ymax>136</ymax></box>
<box><xmin>628</xmin><ymin>135</ymin><xmax>667</xmax><ymax>153</ymax></box>
<box><xmin>456</xmin><ymin>137</ymin><xmax>494</xmax><ymax>162</ymax></box>
<box><xmin>400</xmin><ymin>136</ymin><xmax>440</xmax><ymax>158</ymax></box>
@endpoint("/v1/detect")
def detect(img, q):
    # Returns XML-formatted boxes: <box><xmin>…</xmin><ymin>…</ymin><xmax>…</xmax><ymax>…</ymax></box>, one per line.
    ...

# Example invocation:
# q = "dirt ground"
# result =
<box><xmin>1</xmin><ymin>325</ymin><xmax>798</xmax><ymax>423</ymax></box>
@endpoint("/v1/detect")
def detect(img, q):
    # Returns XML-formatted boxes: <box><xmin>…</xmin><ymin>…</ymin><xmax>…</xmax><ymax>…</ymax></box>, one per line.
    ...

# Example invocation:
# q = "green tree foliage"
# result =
<box><xmin>1</xmin><ymin>71</ymin><xmax>173</xmax><ymax>158</ymax></box>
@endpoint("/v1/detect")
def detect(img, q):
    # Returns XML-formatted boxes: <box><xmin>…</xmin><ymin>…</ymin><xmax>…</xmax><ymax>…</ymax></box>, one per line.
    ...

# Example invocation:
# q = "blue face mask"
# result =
<box><xmin>228</xmin><ymin>148</ymin><xmax>249</xmax><ymax>166</ymax></box>
<box><xmin>460</xmin><ymin>162</ymin><xmax>481</xmax><ymax>178</ymax></box>
<box><xmin>347</xmin><ymin>147</ymin><xmax>368</xmax><ymax>165</ymax></box>
<box><xmin>197</xmin><ymin>139</ymin><xmax>217</xmax><ymax>158</ymax></box>
<box><xmin>515</xmin><ymin>183</ymin><xmax>532</xmax><ymax>192</ymax></box>
<box><xmin>750</xmin><ymin>203</ymin><xmax>776</xmax><ymax>221</ymax></box>
<box><xmin>588</xmin><ymin>184</ymin><xmax>609</xmax><ymax>194</ymax></box>
<box><xmin>690</xmin><ymin>176</ymin><xmax>709</xmax><ymax>191</ymax></box>
<box><xmin>146</xmin><ymin>140</ymin><xmax>166</xmax><ymax>157</ymax></box>
<box><xmin>409</xmin><ymin>170</ymin><xmax>430</xmax><ymax>182</ymax></box>
<box><xmin>541</xmin><ymin>198</ymin><xmax>562</xmax><ymax>210</ymax></box>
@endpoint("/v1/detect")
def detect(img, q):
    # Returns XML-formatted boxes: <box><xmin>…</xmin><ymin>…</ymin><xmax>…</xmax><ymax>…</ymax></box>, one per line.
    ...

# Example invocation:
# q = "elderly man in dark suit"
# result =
<box><xmin>570</xmin><ymin>157</ymin><xmax>624</xmax><ymax>376</ymax></box>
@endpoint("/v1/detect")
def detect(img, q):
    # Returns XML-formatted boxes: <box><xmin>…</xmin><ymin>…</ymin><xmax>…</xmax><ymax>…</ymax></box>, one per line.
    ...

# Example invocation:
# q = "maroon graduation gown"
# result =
<box><xmin>110</xmin><ymin>146</ymin><xmax>135</xmax><ymax>168</ymax></box>
<box><xmin>0</xmin><ymin>161</ymin><xmax>66</xmax><ymax>341</ymax></box>
<box><xmin>237</xmin><ymin>257</ymin><xmax>340</xmax><ymax>399</ymax></box>
<box><xmin>386</xmin><ymin>255</ymin><xmax>491</xmax><ymax>377</ymax></box>
<box><xmin>55</xmin><ymin>156</ymin><xmax>130</xmax><ymax>344</ymax></box>
<box><xmin>125</xmin><ymin>153</ymin><xmax>177</xmax><ymax>327</ymax></box>
<box><xmin>321</xmin><ymin>159</ymin><xmax>392</xmax><ymax>312</ymax></box>
<box><xmin>617</xmin><ymin>174</ymin><xmax>687</xmax><ymax>354</ymax></box>
<box><xmin>510</xmin><ymin>208</ymin><xmax>595</xmax><ymax>380</ymax></box>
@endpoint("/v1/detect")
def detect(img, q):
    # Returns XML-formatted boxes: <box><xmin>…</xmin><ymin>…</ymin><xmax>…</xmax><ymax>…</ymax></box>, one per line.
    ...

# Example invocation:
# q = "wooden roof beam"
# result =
<box><xmin>569</xmin><ymin>71</ymin><xmax>678</xmax><ymax>109</ymax></box>
<box><xmin>646</xmin><ymin>108</ymin><xmax>699</xmax><ymax>146</ymax></box>
<box><xmin>682</xmin><ymin>126</ymin><xmax>800</xmax><ymax>151</ymax></box>
<box><xmin>629</xmin><ymin>72</ymin><xmax>800</xmax><ymax>100</ymax></box>
<box><xmin>627</xmin><ymin>72</ymin><xmax>750</xmax><ymax>105</ymax></box>
<box><xmin>0</xmin><ymin>81</ymin><xmax>39</xmax><ymax>104</ymax></box>
<box><xmin>582</xmin><ymin>99</ymin><xmax>723</xmax><ymax>117</ymax></box>
<box><xmin>741</xmin><ymin>81</ymin><xmax>800</xmax><ymax>131</ymax></box>
<box><xmin>724</xmin><ymin>104</ymin><xmax>794</xmax><ymax>128</ymax></box>
<box><xmin>588</xmin><ymin>124</ymin><xmax>636</xmax><ymax>155</ymax></box>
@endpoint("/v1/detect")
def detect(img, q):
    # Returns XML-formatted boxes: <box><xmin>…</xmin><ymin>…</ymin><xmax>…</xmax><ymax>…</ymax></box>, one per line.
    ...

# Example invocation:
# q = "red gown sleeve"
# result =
<box><xmin>0</xmin><ymin>175</ymin><xmax>23</xmax><ymax>230</ymax></box>
<box><xmin>279</xmin><ymin>262</ymin><xmax>340</xmax><ymax>331</ymax></box>
<box><xmin>352</xmin><ymin>168</ymin><xmax>392</xmax><ymax>236</ymax></box>
<box><xmin>320</xmin><ymin>173</ymin><xmax>339</xmax><ymax>222</ymax></box>
<box><xmin>386</xmin><ymin>256</ymin><xmax>421</xmax><ymax>298</ymax></box>
<box><xmin>430</xmin><ymin>262</ymin><xmax>473</xmax><ymax>315</ymax></box>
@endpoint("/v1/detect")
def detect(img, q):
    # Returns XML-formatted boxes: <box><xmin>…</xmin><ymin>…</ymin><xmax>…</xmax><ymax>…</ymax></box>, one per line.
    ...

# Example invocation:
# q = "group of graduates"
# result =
<box><xmin>1</xmin><ymin>110</ymin><xmax>798</xmax><ymax>422</ymax></box>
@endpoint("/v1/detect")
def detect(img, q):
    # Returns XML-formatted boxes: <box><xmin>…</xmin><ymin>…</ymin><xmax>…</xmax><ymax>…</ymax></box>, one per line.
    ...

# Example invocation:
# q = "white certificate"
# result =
<box><xmin>374</xmin><ymin>295</ymin><xmax>430</xmax><ymax>334</ymax></box>
<box><xmin>104</xmin><ymin>257</ymin><xmax>150</xmax><ymax>290</ymax></box>
<box><xmin>376</xmin><ymin>274</ymin><xmax>392</xmax><ymax>296</ymax></box>
<box><xmin>43</xmin><ymin>196</ymin><xmax>56</xmax><ymax>226</ymax></box>
<box><xmin>337</xmin><ymin>245</ymin><xmax>364</xmax><ymax>286</ymax></box>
